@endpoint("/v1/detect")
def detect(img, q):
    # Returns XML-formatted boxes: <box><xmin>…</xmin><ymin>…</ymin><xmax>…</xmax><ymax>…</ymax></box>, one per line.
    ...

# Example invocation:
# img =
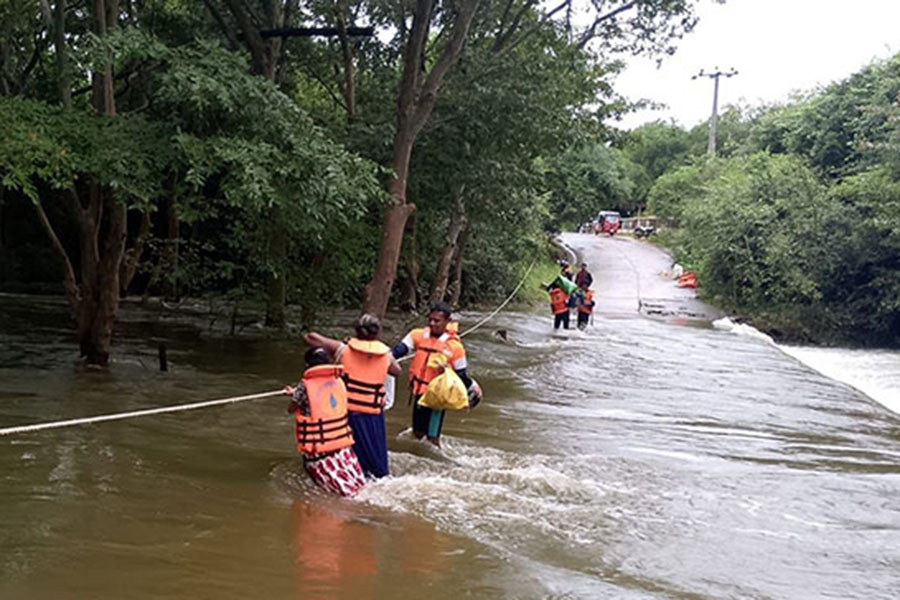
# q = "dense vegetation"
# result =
<box><xmin>0</xmin><ymin>0</ymin><xmax>701</xmax><ymax>363</ymax></box>
<box><xmin>635</xmin><ymin>56</ymin><xmax>900</xmax><ymax>346</ymax></box>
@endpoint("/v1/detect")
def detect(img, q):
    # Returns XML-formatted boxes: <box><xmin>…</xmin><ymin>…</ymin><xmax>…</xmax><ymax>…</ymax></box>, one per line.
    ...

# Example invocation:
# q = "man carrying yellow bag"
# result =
<box><xmin>392</xmin><ymin>302</ymin><xmax>483</xmax><ymax>447</ymax></box>
<box><xmin>417</xmin><ymin>353</ymin><xmax>469</xmax><ymax>411</ymax></box>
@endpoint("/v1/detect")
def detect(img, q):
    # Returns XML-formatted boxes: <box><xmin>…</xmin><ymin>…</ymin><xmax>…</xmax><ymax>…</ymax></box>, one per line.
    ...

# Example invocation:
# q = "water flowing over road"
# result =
<box><xmin>1</xmin><ymin>234</ymin><xmax>898</xmax><ymax>599</ymax></box>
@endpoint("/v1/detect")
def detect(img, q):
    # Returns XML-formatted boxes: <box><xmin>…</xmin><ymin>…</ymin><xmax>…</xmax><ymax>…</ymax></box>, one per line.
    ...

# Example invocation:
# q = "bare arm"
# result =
<box><xmin>303</xmin><ymin>332</ymin><xmax>343</xmax><ymax>356</ymax></box>
<box><xmin>388</xmin><ymin>355</ymin><xmax>402</xmax><ymax>377</ymax></box>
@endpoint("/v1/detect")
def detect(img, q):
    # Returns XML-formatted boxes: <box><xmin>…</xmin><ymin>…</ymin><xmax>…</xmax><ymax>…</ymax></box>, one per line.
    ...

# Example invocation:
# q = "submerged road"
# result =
<box><xmin>559</xmin><ymin>232</ymin><xmax>724</xmax><ymax>321</ymax></box>
<box><xmin>1</xmin><ymin>235</ymin><xmax>898</xmax><ymax>599</ymax></box>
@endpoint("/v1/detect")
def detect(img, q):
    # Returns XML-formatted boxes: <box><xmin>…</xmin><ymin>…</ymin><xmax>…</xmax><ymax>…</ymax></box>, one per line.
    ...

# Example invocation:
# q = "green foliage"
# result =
<box><xmin>1</xmin><ymin>36</ymin><xmax>385</xmax><ymax>309</ymax></box>
<box><xmin>667</xmin><ymin>153</ymin><xmax>899</xmax><ymax>346</ymax></box>
<box><xmin>0</xmin><ymin>96</ymin><xmax>170</xmax><ymax>206</ymax></box>
<box><xmin>620</xmin><ymin>53</ymin><xmax>900</xmax><ymax>346</ymax></box>
<box><xmin>0</xmin><ymin>0</ymin><xmax>713</xmax><ymax>325</ymax></box>
<box><xmin>747</xmin><ymin>55</ymin><xmax>900</xmax><ymax>178</ymax></box>
<box><xmin>541</xmin><ymin>143</ymin><xmax>635</xmax><ymax>228</ymax></box>
<box><xmin>647</xmin><ymin>162</ymin><xmax>705</xmax><ymax>220</ymax></box>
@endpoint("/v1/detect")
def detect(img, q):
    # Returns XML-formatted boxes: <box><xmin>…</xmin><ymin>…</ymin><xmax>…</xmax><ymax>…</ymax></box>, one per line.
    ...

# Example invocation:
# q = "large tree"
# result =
<box><xmin>361</xmin><ymin>0</ymin><xmax>703</xmax><ymax>318</ymax></box>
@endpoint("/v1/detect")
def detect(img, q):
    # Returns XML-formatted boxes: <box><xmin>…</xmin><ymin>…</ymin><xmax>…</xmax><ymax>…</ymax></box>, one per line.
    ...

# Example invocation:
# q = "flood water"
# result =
<box><xmin>2</xmin><ymin>236</ymin><xmax>899</xmax><ymax>600</ymax></box>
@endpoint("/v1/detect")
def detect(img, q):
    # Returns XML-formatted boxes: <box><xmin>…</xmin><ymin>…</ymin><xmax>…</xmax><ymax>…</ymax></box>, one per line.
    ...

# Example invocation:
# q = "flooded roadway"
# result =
<box><xmin>1</xmin><ymin>233</ymin><xmax>899</xmax><ymax>599</ymax></box>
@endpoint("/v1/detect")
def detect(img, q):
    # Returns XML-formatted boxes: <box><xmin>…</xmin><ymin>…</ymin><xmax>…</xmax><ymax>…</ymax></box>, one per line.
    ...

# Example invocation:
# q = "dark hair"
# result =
<box><xmin>429</xmin><ymin>302</ymin><xmax>453</xmax><ymax>318</ymax></box>
<box><xmin>304</xmin><ymin>346</ymin><xmax>330</xmax><ymax>367</ymax></box>
<box><xmin>354</xmin><ymin>313</ymin><xmax>381</xmax><ymax>340</ymax></box>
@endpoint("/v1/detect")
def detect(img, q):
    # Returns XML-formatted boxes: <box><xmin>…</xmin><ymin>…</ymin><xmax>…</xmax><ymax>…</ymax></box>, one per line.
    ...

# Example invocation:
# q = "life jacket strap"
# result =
<box><xmin>295</xmin><ymin>415</ymin><xmax>350</xmax><ymax>442</ymax></box>
<box><xmin>342</xmin><ymin>375</ymin><xmax>384</xmax><ymax>390</ymax></box>
<box><xmin>347</xmin><ymin>396</ymin><xmax>385</xmax><ymax>410</ymax></box>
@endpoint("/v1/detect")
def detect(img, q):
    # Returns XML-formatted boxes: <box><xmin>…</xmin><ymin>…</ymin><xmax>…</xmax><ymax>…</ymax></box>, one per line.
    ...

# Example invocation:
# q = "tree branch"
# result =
<box><xmin>32</xmin><ymin>197</ymin><xmax>80</xmax><ymax>309</ymax></box>
<box><xmin>203</xmin><ymin>0</ymin><xmax>241</xmax><ymax>50</ymax></box>
<box><xmin>397</xmin><ymin>0</ymin><xmax>434</xmax><ymax>121</ymax></box>
<box><xmin>493</xmin><ymin>0</ymin><xmax>569</xmax><ymax>57</ymax></box>
<box><xmin>120</xmin><ymin>208</ymin><xmax>152</xmax><ymax>293</ymax></box>
<box><xmin>492</xmin><ymin>0</ymin><xmax>540</xmax><ymax>52</ymax></box>
<box><xmin>412</xmin><ymin>0</ymin><xmax>479</xmax><ymax>133</ymax></box>
<box><xmin>577</xmin><ymin>1</ymin><xmax>637</xmax><ymax>49</ymax></box>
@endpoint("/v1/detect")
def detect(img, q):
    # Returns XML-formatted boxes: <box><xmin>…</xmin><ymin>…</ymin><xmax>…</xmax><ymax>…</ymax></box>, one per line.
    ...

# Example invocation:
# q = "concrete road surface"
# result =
<box><xmin>559</xmin><ymin>232</ymin><xmax>723</xmax><ymax>321</ymax></box>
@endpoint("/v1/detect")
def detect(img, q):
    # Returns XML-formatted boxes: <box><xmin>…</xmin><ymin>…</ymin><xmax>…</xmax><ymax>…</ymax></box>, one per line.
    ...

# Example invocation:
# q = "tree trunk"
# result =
<box><xmin>361</xmin><ymin>0</ymin><xmax>480</xmax><ymax>319</ymax></box>
<box><xmin>399</xmin><ymin>213</ymin><xmax>419</xmax><ymax>311</ymax></box>
<box><xmin>0</xmin><ymin>187</ymin><xmax>5</xmax><ymax>268</ymax></box>
<box><xmin>55</xmin><ymin>0</ymin><xmax>71</xmax><ymax>107</ymax></box>
<box><xmin>265</xmin><ymin>205</ymin><xmax>287</xmax><ymax>327</ymax></box>
<box><xmin>448</xmin><ymin>221</ymin><xmax>469</xmax><ymax>308</ymax></box>
<box><xmin>335</xmin><ymin>2</ymin><xmax>356</xmax><ymax>120</ymax></box>
<box><xmin>362</xmin><ymin>176</ymin><xmax>416</xmax><ymax>318</ymax></box>
<box><xmin>120</xmin><ymin>209</ymin><xmax>151</xmax><ymax>294</ymax></box>
<box><xmin>160</xmin><ymin>181</ymin><xmax>179</xmax><ymax>298</ymax></box>
<box><xmin>71</xmin><ymin>0</ymin><xmax>123</xmax><ymax>366</ymax></box>
<box><xmin>429</xmin><ymin>187</ymin><xmax>466</xmax><ymax>305</ymax></box>
<box><xmin>69</xmin><ymin>181</ymin><xmax>125</xmax><ymax>365</ymax></box>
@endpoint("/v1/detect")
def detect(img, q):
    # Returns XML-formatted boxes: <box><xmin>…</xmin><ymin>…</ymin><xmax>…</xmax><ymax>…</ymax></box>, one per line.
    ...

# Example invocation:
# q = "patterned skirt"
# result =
<box><xmin>304</xmin><ymin>446</ymin><xmax>366</xmax><ymax>497</ymax></box>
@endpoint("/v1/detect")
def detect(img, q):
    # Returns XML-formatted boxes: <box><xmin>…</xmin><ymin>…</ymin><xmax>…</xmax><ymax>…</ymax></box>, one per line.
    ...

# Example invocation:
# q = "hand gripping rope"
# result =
<box><xmin>0</xmin><ymin>258</ymin><xmax>537</xmax><ymax>437</ymax></box>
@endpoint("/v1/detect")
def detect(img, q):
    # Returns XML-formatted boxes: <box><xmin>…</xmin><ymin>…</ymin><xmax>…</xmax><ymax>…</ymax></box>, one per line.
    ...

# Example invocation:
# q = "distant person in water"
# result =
<box><xmin>547</xmin><ymin>283</ymin><xmax>571</xmax><ymax>330</ymax></box>
<box><xmin>391</xmin><ymin>302</ymin><xmax>482</xmax><ymax>447</ymax></box>
<box><xmin>575</xmin><ymin>263</ymin><xmax>593</xmax><ymax>289</ymax></box>
<box><xmin>303</xmin><ymin>314</ymin><xmax>401</xmax><ymax>479</ymax></box>
<box><xmin>572</xmin><ymin>283</ymin><xmax>595</xmax><ymax>330</ymax></box>
<box><xmin>284</xmin><ymin>347</ymin><xmax>366</xmax><ymax>496</ymax></box>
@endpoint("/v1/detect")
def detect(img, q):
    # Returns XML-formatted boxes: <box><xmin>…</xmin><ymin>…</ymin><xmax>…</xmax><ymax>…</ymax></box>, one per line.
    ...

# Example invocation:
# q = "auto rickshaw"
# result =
<box><xmin>595</xmin><ymin>211</ymin><xmax>621</xmax><ymax>236</ymax></box>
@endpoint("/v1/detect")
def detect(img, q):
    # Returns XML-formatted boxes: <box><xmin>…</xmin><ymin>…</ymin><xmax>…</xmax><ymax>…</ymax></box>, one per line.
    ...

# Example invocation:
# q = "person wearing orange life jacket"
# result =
<box><xmin>572</xmin><ymin>283</ymin><xmax>595</xmax><ymax>330</ymax></box>
<box><xmin>546</xmin><ymin>281</ymin><xmax>571</xmax><ymax>330</ymax></box>
<box><xmin>303</xmin><ymin>314</ymin><xmax>402</xmax><ymax>479</ymax></box>
<box><xmin>284</xmin><ymin>347</ymin><xmax>366</xmax><ymax>496</ymax></box>
<box><xmin>391</xmin><ymin>302</ymin><xmax>482</xmax><ymax>447</ymax></box>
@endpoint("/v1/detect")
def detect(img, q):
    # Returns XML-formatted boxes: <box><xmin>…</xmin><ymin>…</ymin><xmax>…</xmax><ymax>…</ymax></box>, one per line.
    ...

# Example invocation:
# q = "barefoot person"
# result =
<box><xmin>304</xmin><ymin>314</ymin><xmax>401</xmax><ymax>479</ymax></box>
<box><xmin>284</xmin><ymin>347</ymin><xmax>366</xmax><ymax>496</ymax></box>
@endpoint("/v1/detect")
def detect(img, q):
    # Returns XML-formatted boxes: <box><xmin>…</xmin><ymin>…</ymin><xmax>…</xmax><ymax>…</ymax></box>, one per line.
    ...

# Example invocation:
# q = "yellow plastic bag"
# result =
<box><xmin>417</xmin><ymin>367</ymin><xmax>469</xmax><ymax>411</ymax></box>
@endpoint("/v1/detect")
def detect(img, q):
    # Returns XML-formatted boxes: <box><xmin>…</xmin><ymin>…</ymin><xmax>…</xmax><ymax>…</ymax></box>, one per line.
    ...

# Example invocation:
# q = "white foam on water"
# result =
<box><xmin>713</xmin><ymin>317</ymin><xmax>899</xmax><ymax>415</ymax></box>
<box><xmin>712</xmin><ymin>317</ymin><xmax>774</xmax><ymax>345</ymax></box>
<box><xmin>779</xmin><ymin>345</ymin><xmax>900</xmax><ymax>415</ymax></box>
<box><xmin>355</xmin><ymin>440</ymin><xmax>614</xmax><ymax>555</ymax></box>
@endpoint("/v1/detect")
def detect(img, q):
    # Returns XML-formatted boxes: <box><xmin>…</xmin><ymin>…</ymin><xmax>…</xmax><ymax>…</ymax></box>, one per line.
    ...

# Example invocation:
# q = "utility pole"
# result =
<box><xmin>692</xmin><ymin>67</ymin><xmax>738</xmax><ymax>156</ymax></box>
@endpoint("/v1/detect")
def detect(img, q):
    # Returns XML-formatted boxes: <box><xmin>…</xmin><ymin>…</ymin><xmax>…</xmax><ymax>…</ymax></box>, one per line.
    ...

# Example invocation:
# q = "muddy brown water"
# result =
<box><xmin>1</xmin><ymin>235</ymin><xmax>899</xmax><ymax>599</ymax></box>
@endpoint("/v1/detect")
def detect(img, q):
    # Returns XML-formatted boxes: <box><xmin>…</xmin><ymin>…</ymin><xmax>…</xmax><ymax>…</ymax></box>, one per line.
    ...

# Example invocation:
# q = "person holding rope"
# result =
<box><xmin>392</xmin><ymin>302</ymin><xmax>482</xmax><ymax>447</ymax></box>
<box><xmin>284</xmin><ymin>347</ymin><xmax>366</xmax><ymax>496</ymax></box>
<box><xmin>303</xmin><ymin>314</ymin><xmax>401</xmax><ymax>479</ymax></box>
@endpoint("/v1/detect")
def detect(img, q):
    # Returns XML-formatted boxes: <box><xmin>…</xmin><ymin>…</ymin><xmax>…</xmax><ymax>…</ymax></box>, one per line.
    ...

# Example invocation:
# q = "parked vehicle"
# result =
<box><xmin>595</xmin><ymin>211</ymin><xmax>621</xmax><ymax>236</ymax></box>
<box><xmin>633</xmin><ymin>224</ymin><xmax>656</xmax><ymax>239</ymax></box>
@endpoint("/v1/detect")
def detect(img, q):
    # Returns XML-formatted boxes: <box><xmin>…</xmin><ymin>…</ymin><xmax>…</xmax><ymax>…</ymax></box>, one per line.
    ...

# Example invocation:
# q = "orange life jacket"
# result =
<box><xmin>295</xmin><ymin>364</ymin><xmax>354</xmax><ymax>455</ymax></box>
<box><xmin>577</xmin><ymin>290</ymin><xmax>595</xmax><ymax>314</ymax></box>
<box><xmin>549</xmin><ymin>288</ymin><xmax>569</xmax><ymax>315</ymax></box>
<box><xmin>340</xmin><ymin>338</ymin><xmax>391</xmax><ymax>414</ymax></box>
<box><xmin>408</xmin><ymin>328</ymin><xmax>457</xmax><ymax>396</ymax></box>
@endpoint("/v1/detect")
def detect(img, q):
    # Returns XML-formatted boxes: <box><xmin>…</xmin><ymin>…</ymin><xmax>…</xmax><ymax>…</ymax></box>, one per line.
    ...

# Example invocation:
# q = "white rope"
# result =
<box><xmin>1</xmin><ymin>256</ymin><xmax>538</xmax><ymax>437</ymax></box>
<box><xmin>396</xmin><ymin>255</ymin><xmax>537</xmax><ymax>363</ymax></box>
<box><xmin>458</xmin><ymin>257</ymin><xmax>537</xmax><ymax>338</ymax></box>
<box><xmin>0</xmin><ymin>391</ymin><xmax>283</xmax><ymax>436</ymax></box>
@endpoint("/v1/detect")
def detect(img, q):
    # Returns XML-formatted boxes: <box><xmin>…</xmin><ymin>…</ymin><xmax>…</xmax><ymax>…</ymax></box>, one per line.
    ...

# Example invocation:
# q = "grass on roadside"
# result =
<box><xmin>509</xmin><ymin>255</ymin><xmax>559</xmax><ymax>310</ymax></box>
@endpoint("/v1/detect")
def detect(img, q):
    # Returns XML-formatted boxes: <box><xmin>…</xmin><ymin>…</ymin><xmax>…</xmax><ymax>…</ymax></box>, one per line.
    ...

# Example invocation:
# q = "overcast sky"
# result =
<box><xmin>613</xmin><ymin>0</ymin><xmax>900</xmax><ymax>130</ymax></box>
